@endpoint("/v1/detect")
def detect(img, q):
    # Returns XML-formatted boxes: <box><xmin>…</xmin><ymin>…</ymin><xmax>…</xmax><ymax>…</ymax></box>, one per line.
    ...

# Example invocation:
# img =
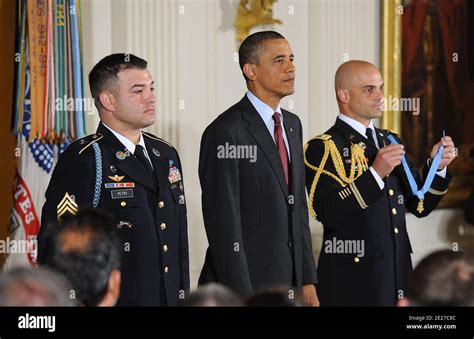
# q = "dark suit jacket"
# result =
<box><xmin>198</xmin><ymin>95</ymin><xmax>318</xmax><ymax>297</ymax></box>
<box><xmin>305</xmin><ymin>118</ymin><xmax>451</xmax><ymax>306</ymax></box>
<box><xmin>39</xmin><ymin>122</ymin><xmax>189</xmax><ymax>306</ymax></box>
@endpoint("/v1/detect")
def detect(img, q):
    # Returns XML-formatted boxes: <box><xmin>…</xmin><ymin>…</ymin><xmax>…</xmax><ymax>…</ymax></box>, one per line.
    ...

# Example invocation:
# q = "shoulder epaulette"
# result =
<box><xmin>76</xmin><ymin>133</ymin><xmax>103</xmax><ymax>155</ymax></box>
<box><xmin>311</xmin><ymin>134</ymin><xmax>332</xmax><ymax>141</ymax></box>
<box><xmin>142</xmin><ymin>131</ymin><xmax>174</xmax><ymax>148</ymax></box>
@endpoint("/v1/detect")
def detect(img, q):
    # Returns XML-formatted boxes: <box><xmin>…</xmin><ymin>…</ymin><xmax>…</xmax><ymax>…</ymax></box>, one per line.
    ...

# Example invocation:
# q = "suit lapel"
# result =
<box><xmin>97</xmin><ymin>123</ymin><xmax>156</xmax><ymax>192</ymax></box>
<box><xmin>239</xmin><ymin>96</ymin><xmax>289</xmax><ymax>198</ymax></box>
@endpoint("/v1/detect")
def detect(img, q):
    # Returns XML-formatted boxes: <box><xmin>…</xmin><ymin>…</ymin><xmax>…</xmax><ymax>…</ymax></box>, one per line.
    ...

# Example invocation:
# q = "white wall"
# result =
<box><xmin>81</xmin><ymin>0</ymin><xmax>470</xmax><ymax>288</ymax></box>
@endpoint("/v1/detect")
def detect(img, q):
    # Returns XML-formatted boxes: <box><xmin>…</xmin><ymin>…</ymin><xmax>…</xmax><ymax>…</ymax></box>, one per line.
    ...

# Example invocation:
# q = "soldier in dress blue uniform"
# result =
<box><xmin>304</xmin><ymin>60</ymin><xmax>456</xmax><ymax>306</ymax></box>
<box><xmin>38</xmin><ymin>54</ymin><xmax>189</xmax><ymax>306</ymax></box>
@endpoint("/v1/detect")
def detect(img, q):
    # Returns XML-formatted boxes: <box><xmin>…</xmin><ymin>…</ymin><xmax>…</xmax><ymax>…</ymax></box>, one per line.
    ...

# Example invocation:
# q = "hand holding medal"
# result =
<box><xmin>387</xmin><ymin>131</ymin><xmax>456</xmax><ymax>214</ymax></box>
<box><xmin>429</xmin><ymin>132</ymin><xmax>457</xmax><ymax>170</ymax></box>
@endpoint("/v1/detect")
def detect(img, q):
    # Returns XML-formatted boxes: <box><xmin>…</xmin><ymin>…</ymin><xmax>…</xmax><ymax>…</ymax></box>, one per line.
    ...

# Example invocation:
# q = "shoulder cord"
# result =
<box><xmin>92</xmin><ymin>143</ymin><xmax>102</xmax><ymax>208</ymax></box>
<box><xmin>304</xmin><ymin>140</ymin><xmax>368</xmax><ymax>219</ymax></box>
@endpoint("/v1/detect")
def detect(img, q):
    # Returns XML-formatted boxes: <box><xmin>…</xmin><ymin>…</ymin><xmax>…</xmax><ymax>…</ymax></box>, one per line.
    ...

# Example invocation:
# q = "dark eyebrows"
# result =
<box><xmin>272</xmin><ymin>53</ymin><xmax>294</xmax><ymax>61</ymax></box>
<box><xmin>129</xmin><ymin>81</ymin><xmax>155</xmax><ymax>90</ymax></box>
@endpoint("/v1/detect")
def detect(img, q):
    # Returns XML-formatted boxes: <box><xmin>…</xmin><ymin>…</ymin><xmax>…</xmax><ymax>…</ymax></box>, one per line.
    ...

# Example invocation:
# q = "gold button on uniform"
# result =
<box><xmin>160</xmin><ymin>223</ymin><xmax>166</xmax><ymax>230</ymax></box>
<box><xmin>394</xmin><ymin>227</ymin><xmax>399</xmax><ymax>234</ymax></box>
<box><xmin>392</xmin><ymin>208</ymin><xmax>397</xmax><ymax>215</ymax></box>
<box><xmin>389</xmin><ymin>189</ymin><xmax>394</xmax><ymax>196</ymax></box>
<box><xmin>120</xmin><ymin>201</ymin><xmax>127</xmax><ymax>207</ymax></box>
<box><xmin>354</xmin><ymin>257</ymin><xmax>360</xmax><ymax>263</ymax></box>
<box><xmin>158</xmin><ymin>201</ymin><xmax>165</xmax><ymax>208</ymax></box>
<box><xmin>163</xmin><ymin>244</ymin><xmax>168</xmax><ymax>252</ymax></box>
<box><xmin>164</xmin><ymin>266</ymin><xmax>169</xmax><ymax>273</ymax></box>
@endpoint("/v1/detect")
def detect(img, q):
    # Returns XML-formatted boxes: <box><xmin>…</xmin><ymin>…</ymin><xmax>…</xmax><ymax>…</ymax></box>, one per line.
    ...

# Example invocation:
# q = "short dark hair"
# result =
<box><xmin>0</xmin><ymin>267</ymin><xmax>76</xmax><ymax>306</ymax></box>
<box><xmin>238</xmin><ymin>31</ymin><xmax>285</xmax><ymax>80</ymax></box>
<box><xmin>88</xmin><ymin>53</ymin><xmax>148</xmax><ymax>110</ymax></box>
<box><xmin>38</xmin><ymin>208</ymin><xmax>121</xmax><ymax>306</ymax></box>
<box><xmin>180</xmin><ymin>283</ymin><xmax>243</xmax><ymax>306</ymax></box>
<box><xmin>407</xmin><ymin>249</ymin><xmax>474</xmax><ymax>306</ymax></box>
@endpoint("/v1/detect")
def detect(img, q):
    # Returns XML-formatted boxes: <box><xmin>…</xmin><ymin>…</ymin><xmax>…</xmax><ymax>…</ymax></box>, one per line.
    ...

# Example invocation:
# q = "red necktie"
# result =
<box><xmin>273</xmin><ymin>112</ymin><xmax>289</xmax><ymax>186</ymax></box>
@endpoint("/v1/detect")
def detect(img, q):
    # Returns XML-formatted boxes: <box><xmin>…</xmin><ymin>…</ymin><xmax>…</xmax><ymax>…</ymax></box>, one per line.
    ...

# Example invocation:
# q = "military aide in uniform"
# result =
<box><xmin>39</xmin><ymin>54</ymin><xmax>189</xmax><ymax>306</ymax></box>
<box><xmin>304</xmin><ymin>60</ymin><xmax>456</xmax><ymax>306</ymax></box>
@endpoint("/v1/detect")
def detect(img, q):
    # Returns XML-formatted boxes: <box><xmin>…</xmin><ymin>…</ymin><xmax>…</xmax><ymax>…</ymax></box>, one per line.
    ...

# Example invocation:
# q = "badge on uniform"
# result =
<box><xmin>108</xmin><ymin>175</ymin><xmax>124</xmax><ymax>182</ymax></box>
<box><xmin>105</xmin><ymin>182</ymin><xmax>135</xmax><ymax>189</ymax></box>
<box><xmin>358</xmin><ymin>141</ymin><xmax>367</xmax><ymax>150</ymax></box>
<box><xmin>111</xmin><ymin>189</ymin><xmax>134</xmax><ymax>199</ymax></box>
<box><xmin>168</xmin><ymin>160</ymin><xmax>182</xmax><ymax>184</ymax></box>
<box><xmin>117</xmin><ymin>220</ymin><xmax>133</xmax><ymax>229</ymax></box>
<box><xmin>116</xmin><ymin>150</ymin><xmax>130</xmax><ymax>160</ymax></box>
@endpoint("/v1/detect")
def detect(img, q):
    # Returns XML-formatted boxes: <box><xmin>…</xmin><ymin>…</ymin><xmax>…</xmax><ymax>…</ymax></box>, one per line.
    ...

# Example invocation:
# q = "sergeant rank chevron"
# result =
<box><xmin>57</xmin><ymin>192</ymin><xmax>78</xmax><ymax>219</ymax></box>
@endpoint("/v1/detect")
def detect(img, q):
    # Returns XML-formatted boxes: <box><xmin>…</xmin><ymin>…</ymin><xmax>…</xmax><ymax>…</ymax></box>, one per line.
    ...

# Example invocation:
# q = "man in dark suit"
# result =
<box><xmin>304</xmin><ymin>60</ymin><xmax>456</xmax><ymax>306</ymax></box>
<box><xmin>39</xmin><ymin>53</ymin><xmax>189</xmax><ymax>306</ymax></box>
<box><xmin>198</xmin><ymin>31</ymin><xmax>318</xmax><ymax>305</ymax></box>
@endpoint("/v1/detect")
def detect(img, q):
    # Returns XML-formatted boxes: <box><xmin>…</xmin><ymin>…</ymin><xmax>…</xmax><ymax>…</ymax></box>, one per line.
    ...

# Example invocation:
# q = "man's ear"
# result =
<box><xmin>243</xmin><ymin>63</ymin><xmax>257</xmax><ymax>81</ymax></box>
<box><xmin>98</xmin><ymin>91</ymin><xmax>115</xmax><ymax>112</ymax></box>
<box><xmin>336</xmin><ymin>89</ymin><xmax>350</xmax><ymax>104</ymax></box>
<box><xmin>98</xmin><ymin>269</ymin><xmax>121</xmax><ymax>307</ymax></box>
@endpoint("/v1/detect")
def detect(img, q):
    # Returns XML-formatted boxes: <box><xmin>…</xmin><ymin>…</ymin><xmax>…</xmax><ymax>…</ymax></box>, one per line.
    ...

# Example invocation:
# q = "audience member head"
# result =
<box><xmin>0</xmin><ymin>267</ymin><xmax>76</xmax><ymax>306</ymax></box>
<box><xmin>399</xmin><ymin>249</ymin><xmax>474</xmax><ymax>306</ymax></box>
<box><xmin>180</xmin><ymin>283</ymin><xmax>243</xmax><ymax>306</ymax></box>
<box><xmin>39</xmin><ymin>208</ymin><xmax>121</xmax><ymax>306</ymax></box>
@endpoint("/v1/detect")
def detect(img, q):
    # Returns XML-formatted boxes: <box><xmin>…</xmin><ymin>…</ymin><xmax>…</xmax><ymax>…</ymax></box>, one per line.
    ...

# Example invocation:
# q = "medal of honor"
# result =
<box><xmin>417</xmin><ymin>199</ymin><xmax>424</xmax><ymax>214</ymax></box>
<box><xmin>387</xmin><ymin>134</ymin><xmax>444</xmax><ymax>215</ymax></box>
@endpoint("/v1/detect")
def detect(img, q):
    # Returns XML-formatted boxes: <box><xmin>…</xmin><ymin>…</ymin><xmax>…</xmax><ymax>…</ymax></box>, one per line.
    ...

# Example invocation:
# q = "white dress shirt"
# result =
<box><xmin>102</xmin><ymin>122</ymin><xmax>153</xmax><ymax>168</ymax></box>
<box><xmin>247</xmin><ymin>91</ymin><xmax>291</xmax><ymax>161</ymax></box>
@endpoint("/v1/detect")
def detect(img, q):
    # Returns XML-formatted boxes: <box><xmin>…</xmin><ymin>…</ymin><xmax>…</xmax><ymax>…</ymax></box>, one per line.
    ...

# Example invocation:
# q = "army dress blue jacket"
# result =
<box><xmin>39</xmin><ymin>122</ymin><xmax>189</xmax><ymax>306</ymax></box>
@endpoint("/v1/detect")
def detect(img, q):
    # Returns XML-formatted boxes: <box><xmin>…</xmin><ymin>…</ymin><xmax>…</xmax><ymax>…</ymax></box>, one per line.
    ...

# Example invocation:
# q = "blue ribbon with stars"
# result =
<box><xmin>387</xmin><ymin>134</ymin><xmax>444</xmax><ymax>212</ymax></box>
